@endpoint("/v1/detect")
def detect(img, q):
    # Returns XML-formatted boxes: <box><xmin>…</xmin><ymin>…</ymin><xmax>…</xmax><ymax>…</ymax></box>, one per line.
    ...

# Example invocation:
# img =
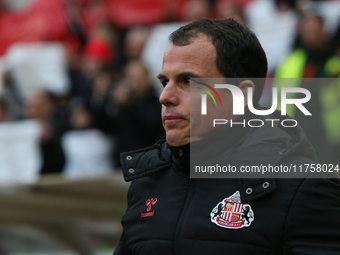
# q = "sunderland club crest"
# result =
<box><xmin>210</xmin><ymin>191</ymin><xmax>254</xmax><ymax>229</ymax></box>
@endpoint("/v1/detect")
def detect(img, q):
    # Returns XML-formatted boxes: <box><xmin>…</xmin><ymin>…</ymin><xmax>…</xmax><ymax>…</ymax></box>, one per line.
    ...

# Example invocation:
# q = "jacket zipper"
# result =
<box><xmin>173</xmin><ymin>178</ymin><xmax>195</xmax><ymax>255</ymax></box>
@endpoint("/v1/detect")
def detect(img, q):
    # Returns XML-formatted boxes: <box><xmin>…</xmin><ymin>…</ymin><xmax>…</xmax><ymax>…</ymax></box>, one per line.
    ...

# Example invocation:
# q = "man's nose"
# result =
<box><xmin>159</xmin><ymin>82</ymin><xmax>180</xmax><ymax>106</ymax></box>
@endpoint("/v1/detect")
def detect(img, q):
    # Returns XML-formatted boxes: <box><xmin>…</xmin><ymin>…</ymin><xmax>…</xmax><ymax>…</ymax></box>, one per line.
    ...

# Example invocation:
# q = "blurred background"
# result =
<box><xmin>0</xmin><ymin>0</ymin><xmax>339</xmax><ymax>254</ymax></box>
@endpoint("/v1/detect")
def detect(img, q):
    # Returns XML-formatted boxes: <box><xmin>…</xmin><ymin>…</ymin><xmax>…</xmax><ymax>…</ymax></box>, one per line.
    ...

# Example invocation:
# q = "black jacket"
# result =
<box><xmin>114</xmin><ymin>112</ymin><xmax>340</xmax><ymax>255</ymax></box>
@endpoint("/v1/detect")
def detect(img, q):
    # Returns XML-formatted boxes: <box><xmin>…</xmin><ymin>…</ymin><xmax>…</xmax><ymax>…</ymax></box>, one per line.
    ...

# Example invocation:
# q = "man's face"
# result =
<box><xmin>300</xmin><ymin>15</ymin><xmax>325</xmax><ymax>51</ymax></box>
<box><xmin>158</xmin><ymin>37</ymin><xmax>229</xmax><ymax>147</ymax></box>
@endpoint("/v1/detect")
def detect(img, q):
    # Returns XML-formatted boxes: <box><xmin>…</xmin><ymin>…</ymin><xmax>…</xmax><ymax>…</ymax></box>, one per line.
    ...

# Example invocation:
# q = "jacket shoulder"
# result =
<box><xmin>120</xmin><ymin>138</ymin><xmax>172</xmax><ymax>182</ymax></box>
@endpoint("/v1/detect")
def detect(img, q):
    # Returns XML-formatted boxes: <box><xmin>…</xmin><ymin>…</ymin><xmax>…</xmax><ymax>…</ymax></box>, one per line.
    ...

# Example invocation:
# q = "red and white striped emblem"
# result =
<box><xmin>210</xmin><ymin>191</ymin><xmax>254</xmax><ymax>229</ymax></box>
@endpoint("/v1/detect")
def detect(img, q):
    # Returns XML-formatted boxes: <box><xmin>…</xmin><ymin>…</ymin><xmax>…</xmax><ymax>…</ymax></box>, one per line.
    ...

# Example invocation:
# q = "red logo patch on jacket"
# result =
<box><xmin>141</xmin><ymin>198</ymin><xmax>157</xmax><ymax>218</ymax></box>
<box><xmin>210</xmin><ymin>191</ymin><xmax>254</xmax><ymax>229</ymax></box>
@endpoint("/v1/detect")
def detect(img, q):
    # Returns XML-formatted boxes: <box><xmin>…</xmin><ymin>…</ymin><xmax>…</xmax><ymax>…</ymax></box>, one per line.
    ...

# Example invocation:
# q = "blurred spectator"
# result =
<box><xmin>62</xmin><ymin>104</ymin><xmax>113</xmax><ymax>179</ymax></box>
<box><xmin>333</xmin><ymin>20</ymin><xmax>340</xmax><ymax>57</ymax></box>
<box><xmin>114</xmin><ymin>26</ymin><xmax>151</xmax><ymax>74</ymax></box>
<box><xmin>275</xmin><ymin>13</ymin><xmax>340</xmax><ymax>163</ymax></box>
<box><xmin>0</xmin><ymin>119</ymin><xmax>42</xmax><ymax>185</ymax></box>
<box><xmin>276</xmin><ymin>13</ymin><xmax>337</xmax><ymax>80</ymax></box>
<box><xmin>294</xmin><ymin>13</ymin><xmax>328</xmax><ymax>52</ymax></box>
<box><xmin>0</xmin><ymin>71</ymin><xmax>24</xmax><ymax>120</ymax></box>
<box><xmin>311</xmin><ymin>1</ymin><xmax>340</xmax><ymax>38</ymax></box>
<box><xmin>246</xmin><ymin>0</ymin><xmax>298</xmax><ymax>72</ymax></box>
<box><xmin>64</xmin><ymin>0</ymin><xmax>87</xmax><ymax>53</ymax></box>
<box><xmin>78</xmin><ymin>22</ymin><xmax>116</xmax><ymax>106</ymax></box>
<box><xmin>72</xmin><ymin>66</ymin><xmax>115</xmax><ymax>135</ymax></box>
<box><xmin>125</xmin><ymin>26</ymin><xmax>151</xmax><ymax>61</ymax></box>
<box><xmin>182</xmin><ymin>0</ymin><xmax>212</xmax><ymax>22</ymax></box>
<box><xmin>275</xmin><ymin>0</ymin><xmax>295</xmax><ymax>13</ymax></box>
<box><xmin>24</xmin><ymin>91</ymin><xmax>66</xmax><ymax>174</ymax></box>
<box><xmin>70</xmin><ymin>105</ymin><xmax>93</xmax><ymax>129</ymax></box>
<box><xmin>87</xmin><ymin>69</ymin><xmax>114</xmax><ymax>131</ymax></box>
<box><xmin>82</xmin><ymin>21</ymin><xmax>115</xmax><ymax>77</ymax></box>
<box><xmin>65</xmin><ymin>38</ymin><xmax>86</xmax><ymax>99</ymax></box>
<box><xmin>80</xmin><ymin>0</ymin><xmax>107</xmax><ymax>33</ymax></box>
<box><xmin>0</xmin><ymin>97</ymin><xmax>9</xmax><ymax>122</ymax></box>
<box><xmin>215</xmin><ymin>0</ymin><xmax>247</xmax><ymax>24</ymax></box>
<box><xmin>89</xmin><ymin>21</ymin><xmax>116</xmax><ymax>46</ymax></box>
<box><xmin>91</xmin><ymin>69</ymin><xmax>113</xmax><ymax>104</ymax></box>
<box><xmin>83</xmin><ymin>39</ymin><xmax>114</xmax><ymax>78</ymax></box>
<box><xmin>107</xmin><ymin>61</ymin><xmax>164</xmax><ymax>168</ymax></box>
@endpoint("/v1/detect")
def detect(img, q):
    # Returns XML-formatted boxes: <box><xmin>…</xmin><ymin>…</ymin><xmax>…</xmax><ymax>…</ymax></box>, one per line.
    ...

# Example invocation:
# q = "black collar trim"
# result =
<box><xmin>120</xmin><ymin>137</ymin><xmax>171</xmax><ymax>182</ymax></box>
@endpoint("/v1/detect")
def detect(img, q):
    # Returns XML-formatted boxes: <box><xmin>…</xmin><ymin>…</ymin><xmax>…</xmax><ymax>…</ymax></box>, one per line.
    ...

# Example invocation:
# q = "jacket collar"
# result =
<box><xmin>168</xmin><ymin>143</ymin><xmax>190</xmax><ymax>176</ymax></box>
<box><xmin>120</xmin><ymin>137</ymin><xmax>171</xmax><ymax>182</ymax></box>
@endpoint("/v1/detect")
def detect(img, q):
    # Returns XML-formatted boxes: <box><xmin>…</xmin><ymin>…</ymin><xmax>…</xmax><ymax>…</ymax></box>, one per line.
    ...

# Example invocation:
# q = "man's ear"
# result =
<box><xmin>238</xmin><ymin>80</ymin><xmax>255</xmax><ymax>108</ymax></box>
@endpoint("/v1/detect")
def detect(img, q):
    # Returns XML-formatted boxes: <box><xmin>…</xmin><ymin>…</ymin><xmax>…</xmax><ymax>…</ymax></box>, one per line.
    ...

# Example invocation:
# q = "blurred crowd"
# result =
<box><xmin>0</xmin><ymin>0</ymin><xmax>339</xmax><ymax>180</ymax></box>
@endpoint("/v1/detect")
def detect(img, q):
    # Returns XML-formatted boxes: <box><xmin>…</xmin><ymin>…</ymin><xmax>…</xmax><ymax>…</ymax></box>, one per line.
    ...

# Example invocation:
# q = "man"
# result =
<box><xmin>114</xmin><ymin>19</ymin><xmax>340</xmax><ymax>255</ymax></box>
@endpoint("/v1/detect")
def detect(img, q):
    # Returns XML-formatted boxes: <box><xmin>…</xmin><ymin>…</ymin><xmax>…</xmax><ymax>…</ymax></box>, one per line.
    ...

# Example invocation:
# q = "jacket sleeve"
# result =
<box><xmin>282</xmin><ymin>177</ymin><xmax>340</xmax><ymax>254</ymax></box>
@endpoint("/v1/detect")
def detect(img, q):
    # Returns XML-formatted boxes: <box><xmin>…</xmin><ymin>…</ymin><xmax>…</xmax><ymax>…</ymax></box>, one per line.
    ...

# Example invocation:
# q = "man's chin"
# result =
<box><xmin>166</xmin><ymin>133</ymin><xmax>189</xmax><ymax>147</ymax></box>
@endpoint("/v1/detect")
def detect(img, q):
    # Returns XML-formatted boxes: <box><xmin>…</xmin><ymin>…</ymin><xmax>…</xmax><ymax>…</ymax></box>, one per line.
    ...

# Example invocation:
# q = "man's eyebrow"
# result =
<box><xmin>157</xmin><ymin>73</ymin><xmax>166</xmax><ymax>80</ymax></box>
<box><xmin>177</xmin><ymin>72</ymin><xmax>200</xmax><ymax>78</ymax></box>
<box><xmin>157</xmin><ymin>72</ymin><xmax>200</xmax><ymax>80</ymax></box>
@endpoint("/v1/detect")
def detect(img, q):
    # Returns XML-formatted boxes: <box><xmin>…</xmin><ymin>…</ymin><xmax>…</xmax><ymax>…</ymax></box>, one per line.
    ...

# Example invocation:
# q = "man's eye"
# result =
<box><xmin>161</xmin><ymin>80</ymin><xmax>169</xmax><ymax>87</ymax></box>
<box><xmin>184</xmin><ymin>78</ymin><xmax>190</xmax><ymax>84</ymax></box>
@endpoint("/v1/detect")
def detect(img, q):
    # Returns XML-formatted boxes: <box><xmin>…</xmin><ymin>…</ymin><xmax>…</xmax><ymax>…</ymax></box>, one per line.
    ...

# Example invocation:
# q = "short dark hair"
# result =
<box><xmin>169</xmin><ymin>18</ymin><xmax>268</xmax><ymax>104</ymax></box>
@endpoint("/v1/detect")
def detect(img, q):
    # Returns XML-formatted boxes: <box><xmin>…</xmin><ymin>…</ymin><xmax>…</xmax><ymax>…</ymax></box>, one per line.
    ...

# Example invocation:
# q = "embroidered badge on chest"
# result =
<box><xmin>210</xmin><ymin>191</ymin><xmax>254</xmax><ymax>229</ymax></box>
